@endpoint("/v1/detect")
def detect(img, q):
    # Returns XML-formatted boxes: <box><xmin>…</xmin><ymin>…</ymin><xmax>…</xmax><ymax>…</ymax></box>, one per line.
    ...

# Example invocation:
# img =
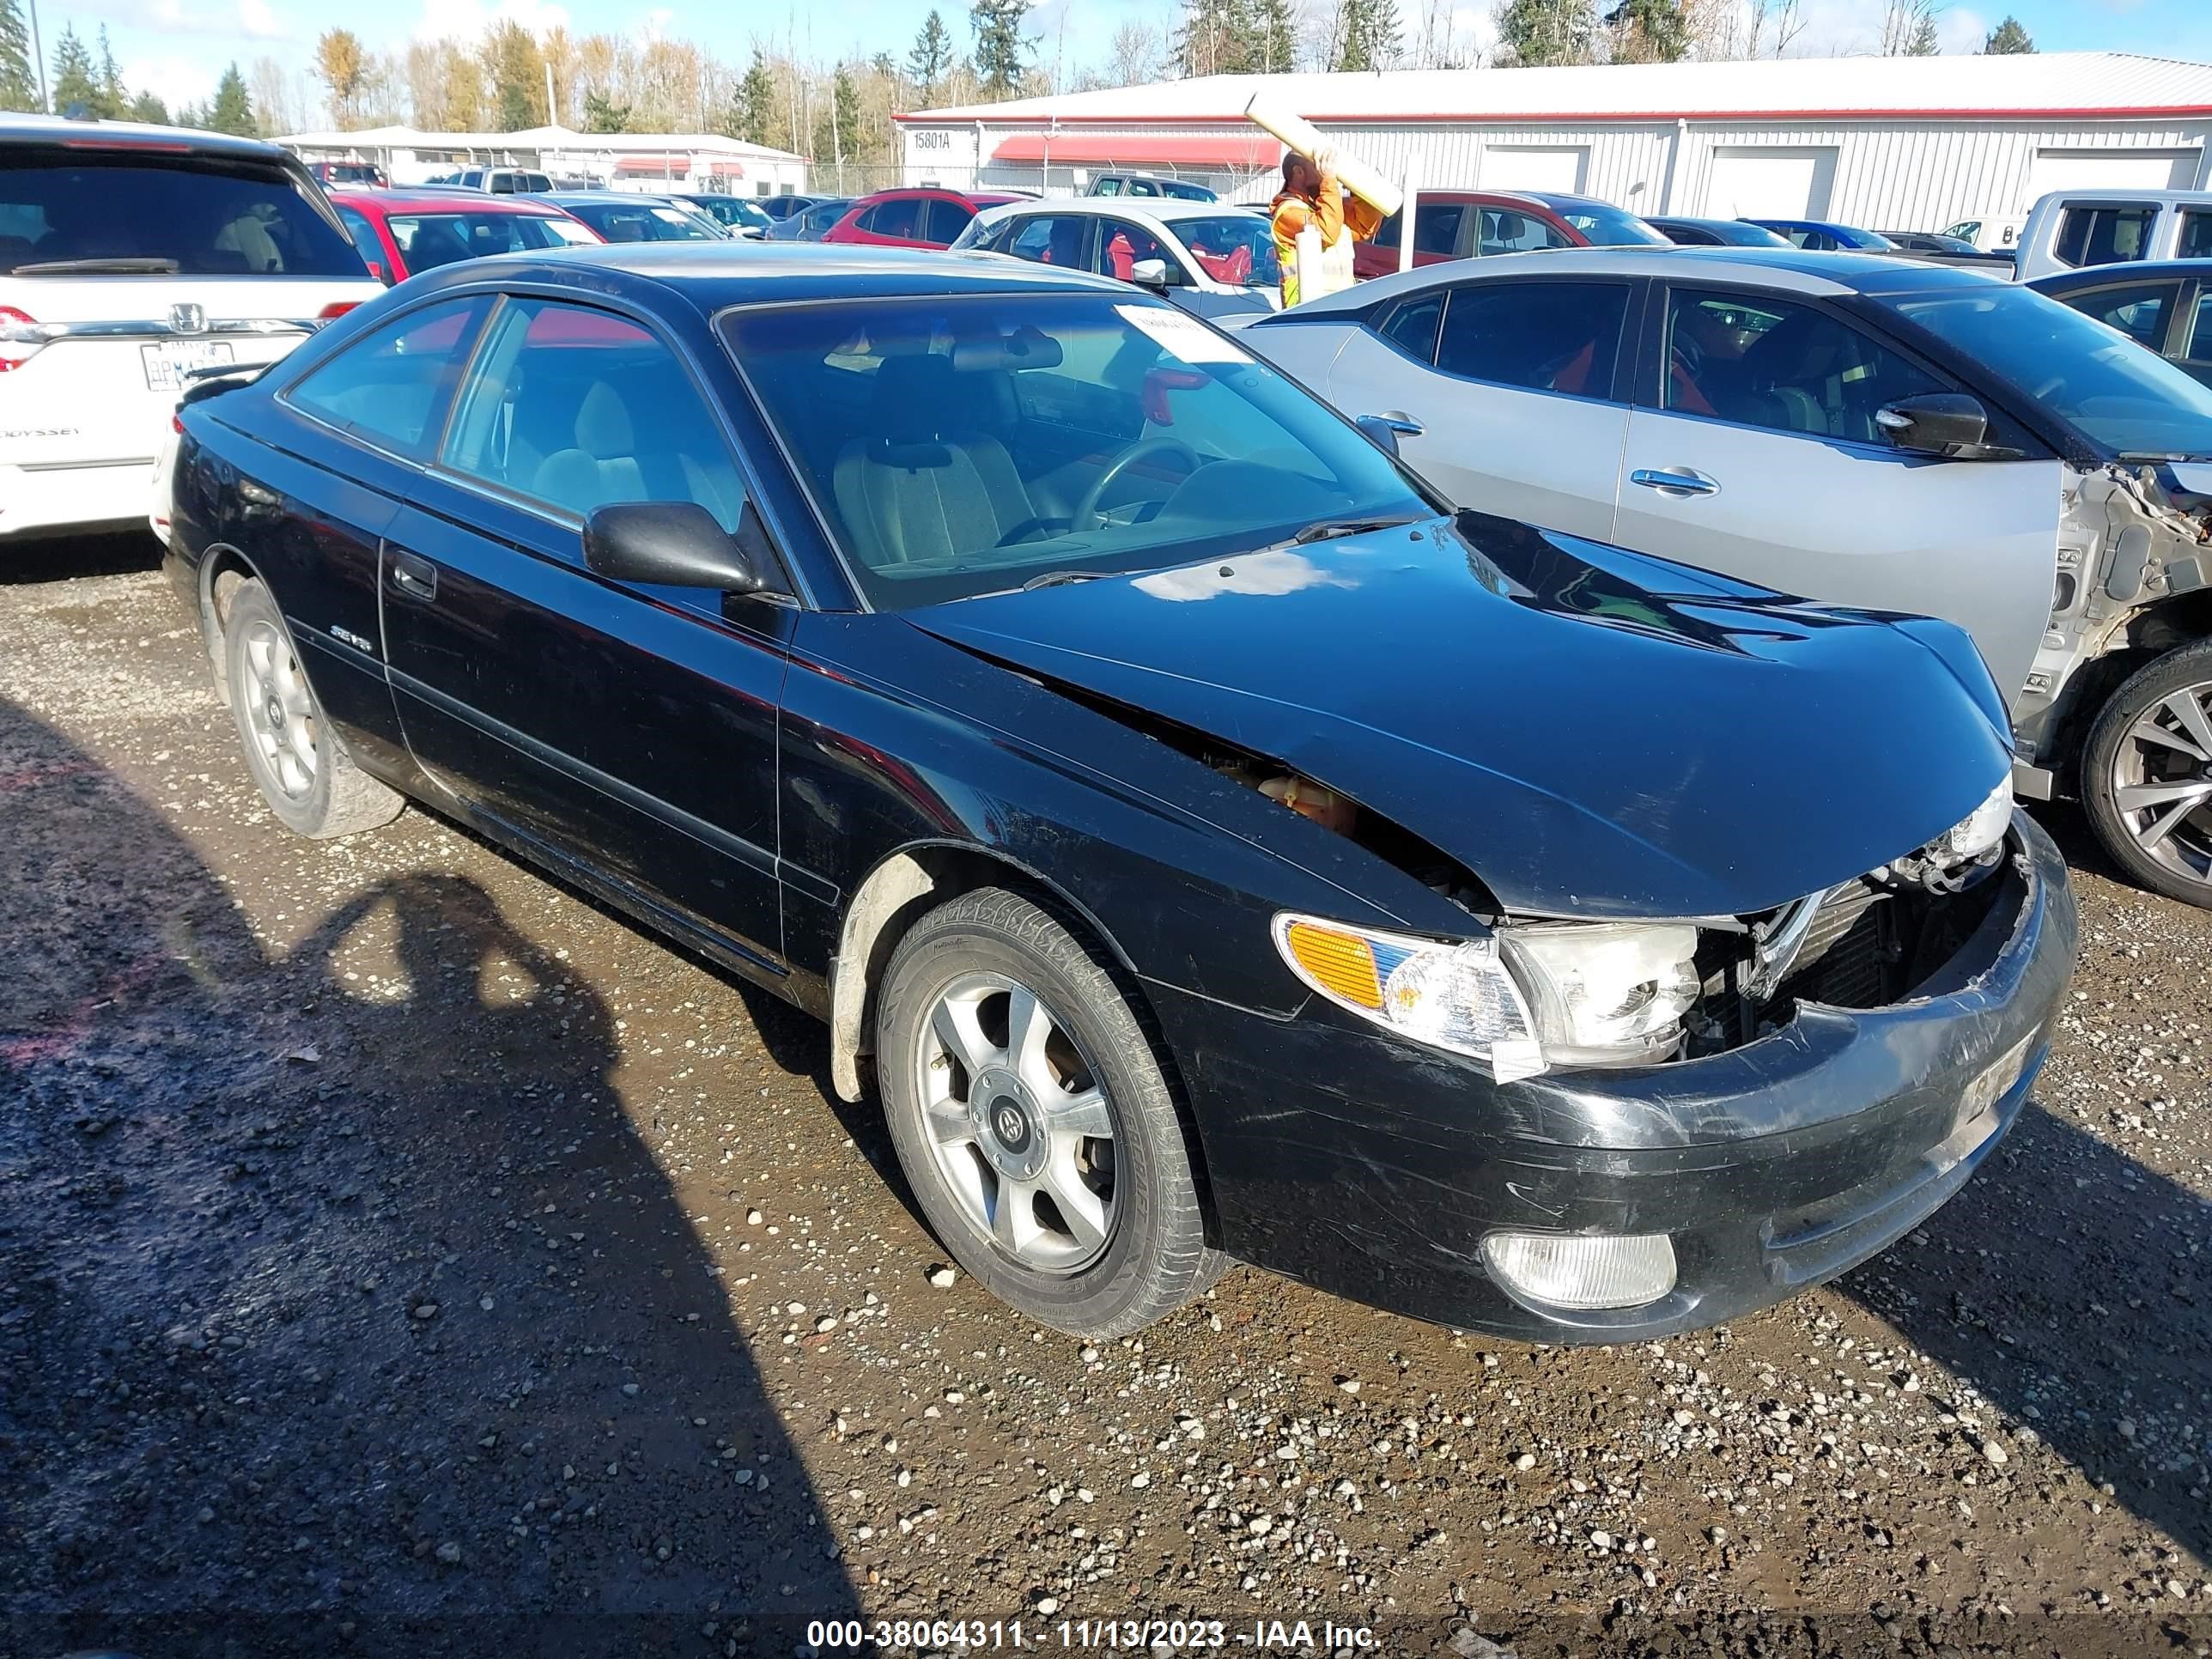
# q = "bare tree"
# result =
<box><xmin>1879</xmin><ymin>0</ymin><xmax>1941</xmax><ymax>55</ymax></box>
<box><xmin>1104</xmin><ymin>19</ymin><xmax>1165</xmax><ymax>84</ymax></box>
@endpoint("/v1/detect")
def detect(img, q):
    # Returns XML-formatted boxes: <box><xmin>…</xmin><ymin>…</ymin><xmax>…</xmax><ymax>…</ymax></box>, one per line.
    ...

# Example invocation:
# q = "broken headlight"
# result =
<box><xmin>1273</xmin><ymin>915</ymin><xmax>1545</xmax><ymax>1080</ymax></box>
<box><xmin>1498</xmin><ymin>922</ymin><xmax>1702</xmax><ymax>1069</ymax></box>
<box><xmin>1888</xmin><ymin>779</ymin><xmax>2012</xmax><ymax>891</ymax></box>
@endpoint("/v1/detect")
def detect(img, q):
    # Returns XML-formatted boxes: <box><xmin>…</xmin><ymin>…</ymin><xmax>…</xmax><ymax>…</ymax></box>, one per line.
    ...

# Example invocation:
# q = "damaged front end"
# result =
<box><xmin>2016</xmin><ymin>459</ymin><xmax>2212</xmax><ymax>787</ymax></box>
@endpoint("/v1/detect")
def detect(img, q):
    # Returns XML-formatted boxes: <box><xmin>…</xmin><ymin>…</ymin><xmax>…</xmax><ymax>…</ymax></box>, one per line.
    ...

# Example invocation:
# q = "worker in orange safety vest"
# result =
<box><xmin>1268</xmin><ymin>147</ymin><xmax>1383</xmax><ymax>308</ymax></box>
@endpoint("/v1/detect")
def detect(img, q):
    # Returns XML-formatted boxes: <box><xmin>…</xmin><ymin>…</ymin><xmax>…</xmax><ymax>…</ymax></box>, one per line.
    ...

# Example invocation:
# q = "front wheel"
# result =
<box><xmin>875</xmin><ymin>888</ymin><xmax>1214</xmax><ymax>1338</ymax></box>
<box><xmin>2081</xmin><ymin>641</ymin><xmax>2212</xmax><ymax>908</ymax></box>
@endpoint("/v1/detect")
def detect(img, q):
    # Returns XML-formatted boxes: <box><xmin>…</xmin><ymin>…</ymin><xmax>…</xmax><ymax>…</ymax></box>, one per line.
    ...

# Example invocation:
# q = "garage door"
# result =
<box><xmin>1482</xmin><ymin>147</ymin><xmax>1587</xmax><ymax>192</ymax></box>
<box><xmin>2029</xmin><ymin>149</ymin><xmax>2200</xmax><ymax>196</ymax></box>
<box><xmin>1703</xmin><ymin>146</ymin><xmax>1837</xmax><ymax>218</ymax></box>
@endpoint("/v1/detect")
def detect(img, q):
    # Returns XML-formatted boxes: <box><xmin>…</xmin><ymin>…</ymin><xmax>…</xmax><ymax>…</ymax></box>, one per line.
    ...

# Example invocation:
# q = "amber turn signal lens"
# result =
<box><xmin>1280</xmin><ymin>920</ymin><xmax>1383</xmax><ymax>1010</ymax></box>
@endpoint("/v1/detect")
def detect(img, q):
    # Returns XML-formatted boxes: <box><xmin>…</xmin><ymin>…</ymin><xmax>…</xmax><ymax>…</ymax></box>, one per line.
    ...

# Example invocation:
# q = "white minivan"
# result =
<box><xmin>2</xmin><ymin>115</ymin><xmax>380</xmax><ymax>544</ymax></box>
<box><xmin>2012</xmin><ymin>188</ymin><xmax>2212</xmax><ymax>282</ymax></box>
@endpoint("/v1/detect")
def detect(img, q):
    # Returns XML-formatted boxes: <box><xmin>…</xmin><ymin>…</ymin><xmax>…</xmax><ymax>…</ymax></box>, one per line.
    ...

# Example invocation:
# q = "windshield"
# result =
<box><xmin>722</xmin><ymin>293</ymin><xmax>1428</xmax><ymax>610</ymax></box>
<box><xmin>1880</xmin><ymin>284</ymin><xmax>2212</xmax><ymax>459</ymax></box>
<box><xmin>568</xmin><ymin>200</ymin><xmax>720</xmax><ymax>242</ymax></box>
<box><xmin>1171</xmin><ymin>214</ymin><xmax>1279</xmax><ymax>288</ymax></box>
<box><xmin>386</xmin><ymin>211</ymin><xmax>573</xmax><ymax>270</ymax></box>
<box><xmin>1540</xmin><ymin>198</ymin><xmax>1668</xmax><ymax>246</ymax></box>
<box><xmin>0</xmin><ymin>153</ymin><xmax>365</xmax><ymax>276</ymax></box>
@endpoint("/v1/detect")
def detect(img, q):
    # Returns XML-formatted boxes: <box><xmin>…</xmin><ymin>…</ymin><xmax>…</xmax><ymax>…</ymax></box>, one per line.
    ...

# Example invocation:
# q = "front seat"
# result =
<box><xmin>831</xmin><ymin>353</ymin><xmax>1038</xmax><ymax>567</ymax></box>
<box><xmin>533</xmin><ymin>382</ymin><xmax>647</xmax><ymax>517</ymax></box>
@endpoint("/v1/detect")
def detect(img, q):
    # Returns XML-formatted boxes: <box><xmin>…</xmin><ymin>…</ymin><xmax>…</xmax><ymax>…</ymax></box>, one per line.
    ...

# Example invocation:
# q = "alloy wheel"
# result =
<box><xmin>239</xmin><ymin>618</ymin><xmax>319</xmax><ymax>801</ymax></box>
<box><xmin>911</xmin><ymin>970</ymin><xmax>1120</xmax><ymax>1274</ymax></box>
<box><xmin>2109</xmin><ymin>679</ymin><xmax>2212</xmax><ymax>888</ymax></box>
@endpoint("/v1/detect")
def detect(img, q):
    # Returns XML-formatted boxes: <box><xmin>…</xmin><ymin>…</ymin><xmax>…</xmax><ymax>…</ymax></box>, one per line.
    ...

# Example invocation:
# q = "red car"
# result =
<box><xmin>327</xmin><ymin>188</ymin><xmax>601</xmax><ymax>285</ymax></box>
<box><xmin>821</xmin><ymin>187</ymin><xmax>1025</xmax><ymax>252</ymax></box>
<box><xmin>1351</xmin><ymin>188</ymin><xmax>1667</xmax><ymax>280</ymax></box>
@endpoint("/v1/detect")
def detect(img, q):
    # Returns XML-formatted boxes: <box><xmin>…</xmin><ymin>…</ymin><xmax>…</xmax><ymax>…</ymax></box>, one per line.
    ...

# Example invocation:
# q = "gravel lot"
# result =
<box><xmin>3</xmin><ymin>535</ymin><xmax>2209</xmax><ymax>1658</ymax></box>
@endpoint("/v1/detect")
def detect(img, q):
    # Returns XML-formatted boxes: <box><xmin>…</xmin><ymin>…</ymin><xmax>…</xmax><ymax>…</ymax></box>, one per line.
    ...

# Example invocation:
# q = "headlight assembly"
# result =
<box><xmin>1273</xmin><ymin>913</ymin><xmax>1704</xmax><ymax>1078</ymax></box>
<box><xmin>1889</xmin><ymin>778</ymin><xmax>2014</xmax><ymax>891</ymax></box>
<box><xmin>1272</xmin><ymin>915</ymin><xmax>1545</xmax><ymax>1080</ymax></box>
<box><xmin>1498</xmin><ymin>921</ymin><xmax>1701</xmax><ymax>1067</ymax></box>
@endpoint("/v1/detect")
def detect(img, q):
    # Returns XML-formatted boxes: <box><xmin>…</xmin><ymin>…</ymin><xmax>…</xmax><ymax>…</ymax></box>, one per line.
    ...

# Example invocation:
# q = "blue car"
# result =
<box><xmin>1747</xmin><ymin>218</ymin><xmax>1899</xmax><ymax>252</ymax></box>
<box><xmin>157</xmin><ymin>245</ymin><xmax>2074</xmax><ymax>1342</ymax></box>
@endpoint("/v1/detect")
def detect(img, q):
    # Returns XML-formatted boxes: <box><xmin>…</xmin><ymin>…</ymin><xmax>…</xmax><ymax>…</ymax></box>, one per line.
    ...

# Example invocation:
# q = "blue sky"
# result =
<box><xmin>36</xmin><ymin>0</ymin><xmax>2212</xmax><ymax>124</ymax></box>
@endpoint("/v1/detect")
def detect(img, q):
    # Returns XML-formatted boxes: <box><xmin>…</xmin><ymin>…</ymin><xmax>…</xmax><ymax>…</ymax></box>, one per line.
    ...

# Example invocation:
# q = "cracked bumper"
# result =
<box><xmin>1164</xmin><ymin>815</ymin><xmax>2078</xmax><ymax>1341</ymax></box>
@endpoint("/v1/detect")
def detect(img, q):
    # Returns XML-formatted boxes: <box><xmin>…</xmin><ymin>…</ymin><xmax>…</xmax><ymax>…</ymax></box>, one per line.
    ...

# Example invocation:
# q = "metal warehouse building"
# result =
<box><xmin>896</xmin><ymin>52</ymin><xmax>2212</xmax><ymax>227</ymax></box>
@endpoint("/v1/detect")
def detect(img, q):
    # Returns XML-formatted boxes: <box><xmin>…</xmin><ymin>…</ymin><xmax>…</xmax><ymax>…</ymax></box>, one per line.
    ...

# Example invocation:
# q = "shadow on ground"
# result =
<box><xmin>0</xmin><ymin>694</ymin><xmax>860</xmax><ymax>1655</ymax></box>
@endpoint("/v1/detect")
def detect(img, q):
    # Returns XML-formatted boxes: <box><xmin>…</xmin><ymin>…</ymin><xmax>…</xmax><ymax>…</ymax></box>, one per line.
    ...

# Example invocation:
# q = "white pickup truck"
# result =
<box><xmin>2012</xmin><ymin>187</ymin><xmax>2212</xmax><ymax>283</ymax></box>
<box><xmin>1</xmin><ymin>114</ymin><xmax>380</xmax><ymax>544</ymax></box>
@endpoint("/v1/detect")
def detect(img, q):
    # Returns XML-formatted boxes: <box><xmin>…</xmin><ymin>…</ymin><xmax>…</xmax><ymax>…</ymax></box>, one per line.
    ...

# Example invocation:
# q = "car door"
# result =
<box><xmin>1316</xmin><ymin>275</ymin><xmax>1634</xmax><ymax>543</ymax></box>
<box><xmin>925</xmin><ymin>198</ymin><xmax>975</xmax><ymax>248</ymax></box>
<box><xmin>1002</xmin><ymin>213</ymin><xmax>1095</xmax><ymax>271</ymax></box>
<box><xmin>377</xmin><ymin>293</ymin><xmax>795</xmax><ymax>971</ymax></box>
<box><xmin>1613</xmin><ymin>282</ymin><xmax>2061</xmax><ymax>707</ymax></box>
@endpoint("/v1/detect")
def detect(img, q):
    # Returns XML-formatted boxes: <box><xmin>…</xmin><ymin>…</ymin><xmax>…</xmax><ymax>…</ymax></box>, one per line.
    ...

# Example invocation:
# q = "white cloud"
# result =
<box><xmin>120</xmin><ymin>52</ymin><xmax>222</xmax><ymax>107</ymax></box>
<box><xmin>111</xmin><ymin>0</ymin><xmax>291</xmax><ymax>40</ymax></box>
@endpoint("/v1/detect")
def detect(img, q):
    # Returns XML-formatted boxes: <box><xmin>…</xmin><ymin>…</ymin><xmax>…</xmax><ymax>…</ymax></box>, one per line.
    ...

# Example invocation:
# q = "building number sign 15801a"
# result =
<box><xmin>913</xmin><ymin>130</ymin><xmax>954</xmax><ymax>151</ymax></box>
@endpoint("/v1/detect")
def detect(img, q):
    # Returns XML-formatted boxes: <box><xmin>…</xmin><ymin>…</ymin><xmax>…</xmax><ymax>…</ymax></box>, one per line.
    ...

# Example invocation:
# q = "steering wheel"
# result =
<box><xmin>1072</xmin><ymin>437</ymin><xmax>1201</xmax><ymax>532</ymax></box>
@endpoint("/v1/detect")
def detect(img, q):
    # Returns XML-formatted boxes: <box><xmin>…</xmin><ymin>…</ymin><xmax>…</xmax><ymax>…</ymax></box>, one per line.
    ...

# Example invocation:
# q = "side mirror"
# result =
<box><xmin>1354</xmin><ymin>410</ymin><xmax>1424</xmax><ymax>458</ymax></box>
<box><xmin>367</xmin><ymin>260</ymin><xmax>392</xmax><ymax>285</ymax></box>
<box><xmin>1875</xmin><ymin>392</ymin><xmax>2008</xmax><ymax>458</ymax></box>
<box><xmin>1129</xmin><ymin>257</ymin><xmax>1188</xmax><ymax>289</ymax></box>
<box><xmin>583</xmin><ymin>501</ymin><xmax>776</xmax><ymax>593</ymax></box>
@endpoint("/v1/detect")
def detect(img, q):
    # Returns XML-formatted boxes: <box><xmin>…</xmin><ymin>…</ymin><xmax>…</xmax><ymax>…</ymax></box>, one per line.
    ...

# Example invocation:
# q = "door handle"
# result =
<box><xmin>387</xmin><ymin>550</ymin><xmax>438</xmax><ymax>602</ymax></box>
<box><xmin>1630</xmin><ymin>467</ymin><xmax>1719</xmax><ymax>497</ymax></box>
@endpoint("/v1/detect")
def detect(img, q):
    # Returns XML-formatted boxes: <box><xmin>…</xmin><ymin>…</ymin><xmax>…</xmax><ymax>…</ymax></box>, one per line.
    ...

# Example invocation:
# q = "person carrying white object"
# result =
<box><xmin>1268</xmin><ymin>147</ymin><xmax>1382</xmax><ymax>308</ymax></box>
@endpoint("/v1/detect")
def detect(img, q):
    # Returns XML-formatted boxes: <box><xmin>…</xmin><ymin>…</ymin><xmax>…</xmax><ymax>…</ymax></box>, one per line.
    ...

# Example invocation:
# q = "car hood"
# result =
<box><xmin>910</xmin><ymin>514</ymin><xmax>2015</xmax><ymax>921</ymax></box>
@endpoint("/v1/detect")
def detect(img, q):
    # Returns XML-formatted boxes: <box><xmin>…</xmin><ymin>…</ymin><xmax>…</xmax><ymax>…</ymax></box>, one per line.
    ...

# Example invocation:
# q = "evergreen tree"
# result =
<box><xmin>483</xmin><ymin>21</ymin><xmax>544</xmax><ymax>131</ymax></box>
<box><xmin>1492</xmin><ymin>0</ymin><xmax>1594</xmax><ymax>64</ymax></box>
<box><xmin>1176</xmin><ymin>0</ymin><xmax>1246</xmax><ymax>76</ymax></box>
<box><xmin>1332</xmin><ymin>0</ymin><xmax>1400</xmax><ymax>70</ymax></box>
<box><xmin>50</xmin><ymin>25</ymin><xmax>98</xmax><ymax>116</ymax></box>
<box><xmin>129</xmin><ymin>90</ymin><xmax>168</xmax><ymax>123</ymax></box>
<box><xmin>1604</xmin><ymin>0</ymin><xmax>1687</xmax><ymax>61</ymax></box>
<box><xmin>1250</xmin><ymin>0</ymin><xmax>1297</xmax><ymax>70</ymax></box>
<box><xmin>736</xmin><ymin>53</ymin><xmax>775</xmax><ymax>145</ymax></box>
<box><xmin>969</xmin><ymin>0</ymin><xmax>1030</xmax><ymax>97</ymax></box>
<box><xmin>583</xmin><ymin>88</ymin><xmax>631</xmax><ymax>132</ymax></box>
<box><xmin>94</xmin><ymin>25</ymin><xmax>125</xmax><ymax>118</ymax></box>
<box><xmin>208</xmin><ymin>62</ymin><xmax>256</xmax><ymax>135</ymax></box>
<box><xmin>1905</xmin><ymin>14</ymin><xmax>1938</xmax><ymax>53</ymax></box>
<box><xmin>907</xmin><ymin>11</ymin><xmax>954</xmax><ymax>95</ymax></box>
<box><xmin>1983</xmin><ymin>15</ymin><xmax>2033</xmax><ymax>52</ymax></box>
<box><xmin>0</xmin><ymin>0</ymin><xmax>39</xmax><ymax>112</ymax></box>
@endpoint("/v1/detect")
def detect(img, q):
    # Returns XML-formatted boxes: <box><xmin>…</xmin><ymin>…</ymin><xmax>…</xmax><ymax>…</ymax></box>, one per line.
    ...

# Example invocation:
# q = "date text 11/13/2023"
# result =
<box><xmin>805</xmin><ymin>1618</ymin><xmax>1380</xmax><ymax>1650</ymax></box>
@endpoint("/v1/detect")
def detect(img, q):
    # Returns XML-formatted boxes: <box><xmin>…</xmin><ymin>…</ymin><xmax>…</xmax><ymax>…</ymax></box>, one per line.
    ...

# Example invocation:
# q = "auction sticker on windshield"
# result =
<box><xmin>1115</xmin><ymin>304</ymin><xmax>1252</xmax><ymax>365</ymax></box>
<box><xmin>143</xmin><ymin>340</ymin><xmax>234</xmax><ymax>392</ymax></box>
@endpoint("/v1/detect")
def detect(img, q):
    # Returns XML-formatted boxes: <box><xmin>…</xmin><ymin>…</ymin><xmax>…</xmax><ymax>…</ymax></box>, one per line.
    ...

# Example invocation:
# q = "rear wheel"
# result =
<box><xmin>876</xmin><ymin>888</ymin><xmax>1214</xmax><ymax>1338</ymax></box>
<box><xmin>224</xmin><ymin>580</ymin><xmax>403</xmax><ymax>840</ymax></box>
<box><xmin>2081</xmin><ymin>641</ymin><xmax>2212</xmax><ymax>908</ymax></box>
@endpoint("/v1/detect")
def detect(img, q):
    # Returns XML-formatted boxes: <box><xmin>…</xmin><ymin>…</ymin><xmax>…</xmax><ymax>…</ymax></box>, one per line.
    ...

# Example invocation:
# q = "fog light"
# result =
<box><xmin>1481</xmin><ymin>1232</ymin><xmax>1677</xmax><ymax>1310</ymax></box>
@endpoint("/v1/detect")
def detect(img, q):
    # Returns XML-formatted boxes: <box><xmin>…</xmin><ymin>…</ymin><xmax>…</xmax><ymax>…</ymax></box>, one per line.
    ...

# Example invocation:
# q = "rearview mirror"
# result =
<box><xmin>583</xmin><ymin>501</ymin><xmax>776</xmax><ymax>593</ymax></box>
<box><xmin>1875</xmin><ymin>392</ymin><xmax>2009</xmax><ymax>459</ymax></box>
<box><xmin>1129</xmin><ymin>257</ymin><xmax>1188</xmax><ymax>289</ymax></box>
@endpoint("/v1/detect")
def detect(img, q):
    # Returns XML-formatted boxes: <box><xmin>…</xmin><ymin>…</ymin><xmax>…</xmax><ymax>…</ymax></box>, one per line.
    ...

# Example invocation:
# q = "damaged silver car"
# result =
<box><xmin>1245</xmin><ymin>250</ymin><xmax>2212</xmax><ymax>906</ymax></box>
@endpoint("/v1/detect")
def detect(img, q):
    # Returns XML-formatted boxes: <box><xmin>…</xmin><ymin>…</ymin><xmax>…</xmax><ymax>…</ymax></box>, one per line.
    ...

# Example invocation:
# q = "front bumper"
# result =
<box><xmin>1164</xmin><ymin>814</ymin><xmax>2078</xmax><ymax>1341</ymax></box>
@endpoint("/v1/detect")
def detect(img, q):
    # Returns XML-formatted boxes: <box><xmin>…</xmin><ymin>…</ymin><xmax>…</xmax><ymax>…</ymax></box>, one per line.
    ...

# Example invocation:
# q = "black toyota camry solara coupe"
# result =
<box><xmin>162</xmin><ymin>245</ymin><xmax>2075</xmax><ymax>1341</ymax></box>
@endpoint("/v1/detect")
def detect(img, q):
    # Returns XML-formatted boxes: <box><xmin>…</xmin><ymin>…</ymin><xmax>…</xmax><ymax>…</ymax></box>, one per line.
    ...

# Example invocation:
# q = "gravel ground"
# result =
<box><xmin>2</xmin><ymin>536</ymin><xmax>2209</xmax><ymax>1659</ymax></box>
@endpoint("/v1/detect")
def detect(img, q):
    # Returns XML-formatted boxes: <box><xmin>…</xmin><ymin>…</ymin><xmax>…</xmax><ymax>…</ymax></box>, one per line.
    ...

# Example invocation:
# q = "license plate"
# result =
<box><xmin>142</xmin><ymin>339</ymin><xmax>234</xmax><ymax>392</ymax></box>
<box><xmin>1958</xmin><ymin>1031</ymin><xmax>2036</xmax><ymax>1123</ymax></box>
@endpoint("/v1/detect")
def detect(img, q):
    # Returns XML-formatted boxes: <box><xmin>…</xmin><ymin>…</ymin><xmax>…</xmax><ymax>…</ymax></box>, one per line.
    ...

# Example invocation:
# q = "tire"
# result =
<box><xmin>2081</xmin><ymin>640</ymin><xmax>2212</xmax><ymax>908</ymax></box>
<box><xmin>223</xmin><ymin>579</ymin><xmax>404</xmax><ymax>840</ymax></box>
<box><xmin>876</xmin><ymin>887</ymin><xmax>1213</xmax><ymax>1338</ymax></box>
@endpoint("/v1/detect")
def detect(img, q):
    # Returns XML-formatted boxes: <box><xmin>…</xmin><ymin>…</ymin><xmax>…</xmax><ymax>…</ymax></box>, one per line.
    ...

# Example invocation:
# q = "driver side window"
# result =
<box><xmin>1662</xmin><ymin>288</ymin><xmax>1948</xmax><ymax>444</ymax></box>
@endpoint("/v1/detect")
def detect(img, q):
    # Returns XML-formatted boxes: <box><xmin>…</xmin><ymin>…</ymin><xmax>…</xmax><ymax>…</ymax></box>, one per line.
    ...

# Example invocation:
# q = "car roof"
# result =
<box><xmin>1260</xmin><ymin>244</ymin><xmax>2011</xmax><ymax>317</ymax></box>
<box><xmin>2030</xmin><ymin>258</ymin><xmax>2212</xmax><ymax>289</ymax></box>
<box><xmin>417</xmin><ymin>241</ymin><xmax>1133</xmax><ymax>307</ymax></box>
<box><xmin>0</xmin><ymin>112</ymin><xmax>294</xmax><ymax>164</ymax></box>
<box><xmin>979</xmin><ymin>197</ymin><xmax>1248</xmax><ymax>228</ymax></box>
<box><xmin>540</xmin><ymin>191</ymin><xmax>675</xmax><ymax>206</ymax></box>
<box><xmin>2033</xmin><ymin>187</ymin><xmax>2212</xmax><ymax>206</ymax></box>
<box><xmin>333</xmin><ymin>187</ymin><xmax>567</xmax><ymax>215</ymax></box>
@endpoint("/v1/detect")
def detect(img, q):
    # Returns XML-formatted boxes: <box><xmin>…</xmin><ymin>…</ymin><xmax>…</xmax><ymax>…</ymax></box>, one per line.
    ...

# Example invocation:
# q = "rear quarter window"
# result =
<box><xmin>0</xmin><ymin>150</ymin><xmax>365</xmax><ymax>277</ymax></box>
